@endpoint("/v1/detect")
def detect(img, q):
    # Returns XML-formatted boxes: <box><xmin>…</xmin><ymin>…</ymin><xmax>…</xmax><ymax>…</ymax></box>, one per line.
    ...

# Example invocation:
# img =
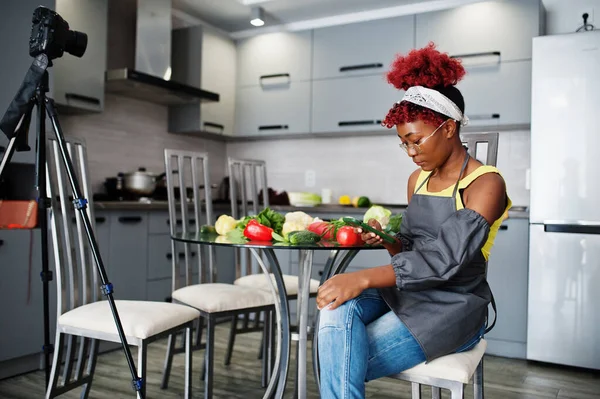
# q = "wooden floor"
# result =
<box><xmin>0</xmin><ymin>324</ymin><xmax>598</xmax><ymax>398</ymax></box>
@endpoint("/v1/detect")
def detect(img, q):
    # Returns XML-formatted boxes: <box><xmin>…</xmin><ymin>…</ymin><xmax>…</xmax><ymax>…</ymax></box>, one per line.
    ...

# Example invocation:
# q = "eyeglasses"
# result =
<box><xmin>398</xmin><ymin>120</ymin><xmax>449</xmax><ymax>155</ymax></box>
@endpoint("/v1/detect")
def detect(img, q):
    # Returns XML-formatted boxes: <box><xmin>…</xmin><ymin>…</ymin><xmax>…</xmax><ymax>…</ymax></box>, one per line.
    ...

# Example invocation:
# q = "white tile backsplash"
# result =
<box><xmin>60</xmin><ymin>94</ymin><xmax>227</xmax><ymax>193</ymax></box>
<box><xmin>227</xmin><ymin>131</ymin><xmax>531</xmax><ymax>206</ymax></box>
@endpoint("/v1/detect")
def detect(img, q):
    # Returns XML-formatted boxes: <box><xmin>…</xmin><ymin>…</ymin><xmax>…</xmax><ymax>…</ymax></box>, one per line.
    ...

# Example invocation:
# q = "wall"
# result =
<box><xmin>60</xmin><ymin>94</ymin><xmax>227</xmax><ymax>193</ymax></box>
<box><xmin>543</xmin><ymin>0</ymin><xmax>596</xmax><ymax>35</ymax></box>
<box><xmin>227</xmin><ymin>130</ymin><xmax>531</xmax><ymax>206</ymax></box>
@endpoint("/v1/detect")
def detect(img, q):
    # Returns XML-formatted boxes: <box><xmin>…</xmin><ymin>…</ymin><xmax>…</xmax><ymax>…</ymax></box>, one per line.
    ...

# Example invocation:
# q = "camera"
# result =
<box><xmin>29</xmin><ymin>6</ymin><xmax>87</xmax><ymax>60</ymax></box>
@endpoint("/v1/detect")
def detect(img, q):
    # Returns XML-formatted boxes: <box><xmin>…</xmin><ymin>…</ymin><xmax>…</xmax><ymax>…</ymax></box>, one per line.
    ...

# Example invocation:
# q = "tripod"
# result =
<box><xmin>0</xmin><ymin>54</ymin><xmax>145</xmax><ymax>398</ymax></box>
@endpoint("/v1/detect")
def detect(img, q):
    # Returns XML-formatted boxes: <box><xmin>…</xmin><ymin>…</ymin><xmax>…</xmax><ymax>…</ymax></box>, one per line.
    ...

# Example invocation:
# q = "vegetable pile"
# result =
<box><xmin>201</xmin><ymin>204</ymin><xmax>403</xmax><ymax>247</ymax></box>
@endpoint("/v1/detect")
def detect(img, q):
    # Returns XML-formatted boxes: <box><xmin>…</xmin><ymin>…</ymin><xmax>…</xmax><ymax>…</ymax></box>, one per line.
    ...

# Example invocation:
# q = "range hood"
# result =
<box><xmin>105</xmin><ymin>0</ymin><xmax>219</xmax><ymax>107</ymax></box>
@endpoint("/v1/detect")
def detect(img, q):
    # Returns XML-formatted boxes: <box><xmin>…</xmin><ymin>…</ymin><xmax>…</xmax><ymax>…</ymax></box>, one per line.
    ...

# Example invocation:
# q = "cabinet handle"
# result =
<box><xmin>338</xmin><ymin>120</ymin><xmax>382</xmax><ymax>127</ymax></box>
<box><xmin>0</xmin><ymin>146</ymin><xmax>5</xmax><ymax>153</ymax></box>
<box><xmin>258</xmin><ymin>125</ymin><xmax>289</xmax><ymax>131</ymax></box>
<box><xmin>259</xmin><ymin>73</ymin><xmax>291</xmax><ymax>85</ymax></box>
<box><xmin>71</xmin><ymin>216</ymin><xmax>106</xmax><ymax>224</ymax></box>
<box><xmin>339</xmin><ymin>63</ymin><xmax>383</xmax><ymax>72</ymax></box>
<box><xmin>118</xmin><ymin>216</ymin><xmax>143</xmax><ymax>224</ymax></box>
<box><xmin>166</xmin><ymin>252</ymin><xmax>196</xmax><ymax>260</ymax></box>
<box><xmin>65</xmin><ymin>93</ymin><xmax>101</xmax><ymax>106</ymax></box>
<box><xmin>468</xmin><ymin>114</ymin><xmax>500</xmax><ymax>121</ymax></box>
<box><xmin>203</xmin><ymin>121</ymin><xmax>224</xmax><ymax>133</ymax></box>
<box><xmin>318</xmin><ymin>271</ymin><xmax>323</xmax><ymax>276</ymax></box>
<box><xmin>450</xmin><ymin>51</ymin><xmax>501</xmax><ymax>59</ymax></box>
<box><xmin>0</xmin><ymin>240</ymin><xmax>4</xmax><ymax>247</ymax></box>
<box><xmin>167</xmin><ymin>219</ymin><xmax>196</xmax><ymax>226</ymax></box>
<box><xmin>165</xmin><ymin>296</ymin><xmax>172</xmax><ymax>303</ymax></box>
<box><xmin>499</xmin><ymin>225</ymin><xmax>508</xmax><ymax>231</ymax></box>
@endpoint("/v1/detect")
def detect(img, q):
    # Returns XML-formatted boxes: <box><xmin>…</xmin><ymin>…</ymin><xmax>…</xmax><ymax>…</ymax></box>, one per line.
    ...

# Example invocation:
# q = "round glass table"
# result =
<box><xmin>172</xmin><ymin>232</ymin><xmax>384</xmax><ymax>399</ymax></box>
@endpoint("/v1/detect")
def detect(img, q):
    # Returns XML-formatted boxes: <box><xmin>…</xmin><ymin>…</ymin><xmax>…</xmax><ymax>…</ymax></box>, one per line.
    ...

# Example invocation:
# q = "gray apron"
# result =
<box><xmin>380</xmin><ymin>152</ymin><xmax>496</xmax><ymax>362</ymax></box>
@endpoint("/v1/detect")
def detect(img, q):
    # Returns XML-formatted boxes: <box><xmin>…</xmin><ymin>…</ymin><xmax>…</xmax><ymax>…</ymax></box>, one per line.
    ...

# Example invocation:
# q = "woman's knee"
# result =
<box><xmin>318</xmin><ymin>299</ymin><xmax>354</xmax><ymax>330</ymax></box>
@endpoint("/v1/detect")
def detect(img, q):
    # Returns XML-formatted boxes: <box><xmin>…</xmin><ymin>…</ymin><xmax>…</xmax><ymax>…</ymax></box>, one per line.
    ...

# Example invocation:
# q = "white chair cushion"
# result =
<box><xmin>58</xmin><ymin>300</ymin><xmax>200</xmax><ymax>340</ymax></box>
<box><xmin>234</xmin><ymin>273</ymin><xmax>320</xmax><ymax>295</ymax></box>
<box><xmin>397</xmin><ymin>339</ymin><xmax>487</xmax><ymax>384</ymax></box>
<box><xmin>172</xmin><ymin>283</ymin><xmax>274</xmax><ymax>313</ymax></box>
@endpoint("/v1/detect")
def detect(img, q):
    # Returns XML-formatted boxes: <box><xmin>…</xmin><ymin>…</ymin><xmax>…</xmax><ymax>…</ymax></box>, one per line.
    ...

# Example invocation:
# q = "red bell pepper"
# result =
<box><xmin>243</xmin><ymin>219</ymin><xmax>274</xmax><ymax>241</ymax></box>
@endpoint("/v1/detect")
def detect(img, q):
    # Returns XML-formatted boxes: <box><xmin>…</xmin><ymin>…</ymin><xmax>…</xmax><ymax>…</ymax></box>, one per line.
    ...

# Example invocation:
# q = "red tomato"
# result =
<box><xmin>336</xmin><ymin>226</ymin><xmax>361</xmax><ymax>246</ymax></box>
<box><xmin>307</xmin><ymin>221</ymin><xmax>335</xmax><ymax>240</ymax></box>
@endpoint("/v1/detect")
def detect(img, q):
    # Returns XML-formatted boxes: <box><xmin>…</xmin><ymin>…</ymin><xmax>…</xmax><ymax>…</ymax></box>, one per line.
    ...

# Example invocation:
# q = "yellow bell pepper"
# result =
<box><xmin>338</xmin><ymin>195</ymin><xmax>351</xmax><ymax>205</ymax></box>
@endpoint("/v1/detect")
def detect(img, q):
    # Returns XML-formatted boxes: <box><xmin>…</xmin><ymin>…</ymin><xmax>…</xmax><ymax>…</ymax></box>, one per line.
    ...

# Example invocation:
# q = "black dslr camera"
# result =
<box><xmin>29</xmin><ymin>6</ymin><xmax>87</xmax><ymax>60</ymax></box>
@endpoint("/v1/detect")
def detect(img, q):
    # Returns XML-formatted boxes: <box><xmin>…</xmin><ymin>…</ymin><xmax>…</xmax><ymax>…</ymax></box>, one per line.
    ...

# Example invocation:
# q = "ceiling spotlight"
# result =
<box><xmin>250</xmin><ymin>6</ymin><xmax>265</xmax><ymax>27</ymax></box>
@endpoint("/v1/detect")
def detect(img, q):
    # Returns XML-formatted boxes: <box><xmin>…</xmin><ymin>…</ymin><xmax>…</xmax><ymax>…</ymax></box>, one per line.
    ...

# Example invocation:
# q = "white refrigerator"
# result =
<box><xmin>528</xmin><ymin>30</ymin><xmax>600</xmax><ymax>370</ymax></box>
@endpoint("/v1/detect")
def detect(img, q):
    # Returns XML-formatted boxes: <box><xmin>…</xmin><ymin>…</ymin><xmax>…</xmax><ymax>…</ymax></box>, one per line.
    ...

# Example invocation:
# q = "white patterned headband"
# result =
<box><xmin>400</xmin><ymin>86</ymin><xmax>469</xmax><ymax>127</ymax></box>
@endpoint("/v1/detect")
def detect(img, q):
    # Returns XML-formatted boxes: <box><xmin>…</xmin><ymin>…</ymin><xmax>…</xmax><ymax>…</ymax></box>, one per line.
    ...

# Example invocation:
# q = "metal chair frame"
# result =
<box><xmin>45</xmin><ymin>138</ymin><xmax>194</xmax><ymax>399</ymax></box>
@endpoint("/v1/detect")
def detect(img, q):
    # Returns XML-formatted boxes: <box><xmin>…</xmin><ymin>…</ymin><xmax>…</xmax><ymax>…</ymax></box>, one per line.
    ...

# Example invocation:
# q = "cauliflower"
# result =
<box><xmin>282</xmin><ymin>211</ymin><xmax>315</xmax><ymax>238</ymax></box>
<box><xmin>215</xmin><ymin>214</ymin><xmax>238</xmax><ymax>235</ymax></box>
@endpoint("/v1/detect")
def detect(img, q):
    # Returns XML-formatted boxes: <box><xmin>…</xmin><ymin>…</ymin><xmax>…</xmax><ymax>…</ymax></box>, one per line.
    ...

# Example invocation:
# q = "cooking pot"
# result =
<box><xmin>123</xmin><ymin>168</ymin><xmax>166</xmax><ymax>195</ymax></box>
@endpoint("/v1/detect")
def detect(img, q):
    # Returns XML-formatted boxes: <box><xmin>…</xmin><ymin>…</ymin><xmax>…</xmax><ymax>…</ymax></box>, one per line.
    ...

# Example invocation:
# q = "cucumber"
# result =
<box><xmin>288</xmin><ymin>230</ymin><xmax>321</xmax><ymax>245</ymax></box>
<box><xmin>200</xmin><ymin>225</ymin><xmax>217</xmax><ymax>234</ymax></box>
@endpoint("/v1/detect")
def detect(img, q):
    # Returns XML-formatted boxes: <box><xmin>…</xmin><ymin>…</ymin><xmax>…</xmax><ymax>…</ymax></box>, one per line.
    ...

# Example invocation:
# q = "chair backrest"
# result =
<box><xmin>164</xmin><ymin>149</ymin><xmax>215</xmax><ymax>289</ymax></box>
<box><xmin>227</xmin><ymin>158</ymin><xmax>269</xmax><ymax>279</ymax></box>
<box><xmin>227</xmin><ymin>158</ymin><xmax>269</xmax><ymax>219</ymax></box>
<box><xmin>46</xmin><ymin>137</ymin><xmax>100</xmax><ymax>317</ymax></box>
<box><xmin>461</xmin><ymin>132</ymin><xmax>499</xmax><ymax>166</ymax></box>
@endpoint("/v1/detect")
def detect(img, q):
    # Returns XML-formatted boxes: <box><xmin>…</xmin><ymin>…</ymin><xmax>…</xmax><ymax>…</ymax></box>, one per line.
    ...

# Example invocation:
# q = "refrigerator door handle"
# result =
<box><xmin>544</xmin><ymin>223</ymin><xmax>600</xmax><ymax>234</ymax></box>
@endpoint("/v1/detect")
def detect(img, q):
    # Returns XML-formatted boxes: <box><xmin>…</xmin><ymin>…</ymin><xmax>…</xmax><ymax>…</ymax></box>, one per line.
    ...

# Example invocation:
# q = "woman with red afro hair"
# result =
<box><xmin>316</xmin><ymin>43</ymin><xmax>511</xmax><ymax>398</ymax></box>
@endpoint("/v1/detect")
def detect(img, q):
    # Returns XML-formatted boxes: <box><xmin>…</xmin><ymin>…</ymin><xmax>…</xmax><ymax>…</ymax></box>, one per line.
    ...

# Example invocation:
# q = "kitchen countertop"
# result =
<box><xmin>95</xmin><ymin>201</ymin><xmax>529</xmax><ymax>219</ymax></box>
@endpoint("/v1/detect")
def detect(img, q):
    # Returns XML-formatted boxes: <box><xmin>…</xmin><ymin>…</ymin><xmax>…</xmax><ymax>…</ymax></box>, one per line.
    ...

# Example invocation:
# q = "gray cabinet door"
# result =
<box><xmin>456</xmin><ymin>60</ymin><xmax>532</xmax><ymax>127</ymax></box>
<box><xmin>235</xmin><ymin>81</ymin><xmax>311</xmax><ymax>136</ymax></box>
<box><xmin>53</xmin><ymin>0</ymin><xmax>107</xmax><ymax>113</ymax></box>
<box><xmin>486</xmin><ymin>218</ymin><xmax>530</xmax><ymax>357</ymax></box>
<box><xmin>0</xmin><ymin>0</ymin><xmax>55</xmax><ymax>164</ymax></box>
<box><xmin>416</xmin><ymin>0</ymin><xmax>543</xmax><ymax>62</ymax></box>
<box><xmin>108</xmin><ymin>212</ymin><xmax>148</xmax><ymax>300</ymax></box>
<box><xmin>201</xmin><ymin>27</ymin><xmax>237</xmax><ymax>136</ymax></box>
<box><xmin>312</xmin><ymin>16</ymin><xmax>415</xmax><ymax>80</ymax></box>
<box><xmin>0</xmin><ymin>230</ymin><xmax>43</xmax><ymax>362</ymax></box>
<box><xmin>311</xmin><ymin>74</ymin><xmax>399</xmax><ymax>134</ymax></box>
<box><xmin>236</xmin><ymin>31</ymin><xmax>312</xmax><ymax>87</ymax></box>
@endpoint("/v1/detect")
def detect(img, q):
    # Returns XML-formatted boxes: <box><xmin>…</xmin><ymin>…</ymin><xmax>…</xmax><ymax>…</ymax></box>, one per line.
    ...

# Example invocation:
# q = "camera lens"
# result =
<box><xmin>65</xmin><ymin>30</ymin><xmax>87</xmax><ymax>58</ymax></box>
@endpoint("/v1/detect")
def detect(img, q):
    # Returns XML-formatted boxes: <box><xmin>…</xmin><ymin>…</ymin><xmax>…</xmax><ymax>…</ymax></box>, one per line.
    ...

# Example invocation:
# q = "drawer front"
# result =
<box><xmin>148</xmin><ymin>211</ymin><xmax>200</xmax><ymax>235</ymax></box>
<box><xmin>311</xmin><ymin>74</ymin><xmax>400</xmax><ymax>134</ymax></box>
<box><xmin>312</xmin><ymin>16</ymin><xmax>415</xmax><ymax>80</ymax></box>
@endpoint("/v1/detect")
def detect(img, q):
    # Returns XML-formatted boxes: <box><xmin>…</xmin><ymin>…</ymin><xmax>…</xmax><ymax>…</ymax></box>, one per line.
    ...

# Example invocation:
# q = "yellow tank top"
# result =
<box><xmin>414</xmin><ymin>165</ymin><xmax>512</xmax><ymax>260</ymax></box>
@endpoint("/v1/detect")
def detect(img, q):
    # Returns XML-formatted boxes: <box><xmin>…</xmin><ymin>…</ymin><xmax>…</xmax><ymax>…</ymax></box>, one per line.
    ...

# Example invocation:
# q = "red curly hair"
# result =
<box><xmin>381</xmin><ymin>42</ymin><xmax>466</xmax><ymax>129</ymax></box>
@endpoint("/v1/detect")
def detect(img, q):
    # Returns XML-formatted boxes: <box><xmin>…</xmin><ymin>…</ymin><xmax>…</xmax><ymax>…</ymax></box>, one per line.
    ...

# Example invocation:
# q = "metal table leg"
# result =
<box><xmin>250</xmin><ymin>248</ymin><xmax>291</xmax><ymax>399</ymax></box>
<box><xmin>294</xmin><ymin>249</ymin><xmax>314</xmax><ymax>399</ymax></box>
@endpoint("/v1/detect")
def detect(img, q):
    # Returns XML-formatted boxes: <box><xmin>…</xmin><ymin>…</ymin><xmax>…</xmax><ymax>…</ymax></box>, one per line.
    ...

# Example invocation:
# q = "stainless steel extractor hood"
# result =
<box><xmin>105</xmin><ymin>0</ymin><xmax>219</xmax><ymax>106</ymax></box>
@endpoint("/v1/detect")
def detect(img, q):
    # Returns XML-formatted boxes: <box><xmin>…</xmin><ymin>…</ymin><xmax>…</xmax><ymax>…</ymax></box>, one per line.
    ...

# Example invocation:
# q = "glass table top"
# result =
<box><xmin>171</xmin><ymin>232</ymin><xmax>384</xmax><ymax>251</ymax></box>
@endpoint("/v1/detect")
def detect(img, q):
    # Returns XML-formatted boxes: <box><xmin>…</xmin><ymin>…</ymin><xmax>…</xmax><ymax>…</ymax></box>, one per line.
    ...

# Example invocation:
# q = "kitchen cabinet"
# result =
<box><xmin>235</xmin><ymin>81</ymin><xmax>311</xmax><ymax>136</ymax></box>
<box><xmin>485</xmin><ymin>218</ymin><xmax>530</xmax><ymax>358</ymax></box>
<box><xmin>53</xmin><ymin>0</ymin><xmax>107</xmax><ymax>113</ymax></box>
<box><xmin>312</xmin><ymin>16</ymin><xmax>415</xmax><ymax>80</ymax></box>
<box><xmin>457</xmin><ymin>60</ymin><xmax>532</xmax><ymax>127</ymax></box>
<box><xmin>107</xmin><ymin>211</ymin><xmax>148</xmax><ymax>301</ymax></box>
<box><xmin>0</xmin><ymin>0</ymin><xmax>55</xmax><ymax>164</ymax></box>
<box><xmin>235</xmin><ymin>31</ymin><xmax>312</xmax><ymax>87</ymax></box>
<box><xmin>311</xmin><ymin>74</ymin><xmax>399</xmax><ymax>134</ymax></box>
<box><xmin>200</xmin><ymin>26</ymin><xmax>237</xmax><ymax>136</ymax></box>
<box><xmin>0</xmin><ymin>230</ymin><xmax>43</xmax><ymax>363</ymax></box>
<box><xmin>416</xmin><ymin>0</ymin><xmax>544</xmax><ymax>63</ymax></box>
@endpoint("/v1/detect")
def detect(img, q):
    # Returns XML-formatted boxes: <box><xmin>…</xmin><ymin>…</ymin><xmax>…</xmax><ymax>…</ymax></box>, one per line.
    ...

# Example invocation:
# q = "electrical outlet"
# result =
<box><xmin>305</xmin><ymin>170</ymin><xmax>316</xmax><ymax>188</ymax></box>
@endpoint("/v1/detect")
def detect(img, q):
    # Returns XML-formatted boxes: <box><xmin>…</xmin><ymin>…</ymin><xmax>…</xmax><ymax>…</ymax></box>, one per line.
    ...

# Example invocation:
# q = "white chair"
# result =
<box><xmin>225</xmin><ymin>158</ymin><xmax>320</xmax><ymax>367</ymax></box>
<box><xmin>390</xmin><ymin>340</ymin><xmax>487</xmax><ymax>399</ymax></box>
<box><xmin>160</xmin><ymin>149</ymin><xmax>276</xmax><ymax>398</ymax></box>
<box><xmin>389</xmin><ymin>132</ymin><xmax>500</xmax><ymax>399</ymax></box>
<box><xmin>44</xmin><ymin>138</ymin><xmax>199</xmax><ymax>399</ymax></box>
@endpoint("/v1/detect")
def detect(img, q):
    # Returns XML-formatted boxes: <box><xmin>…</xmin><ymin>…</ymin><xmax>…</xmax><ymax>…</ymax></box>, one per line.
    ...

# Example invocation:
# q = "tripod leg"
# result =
<box><xmin>44</xmin><ymin>97</ymin><xmax>145</xmax><ymax>398</ymax></box>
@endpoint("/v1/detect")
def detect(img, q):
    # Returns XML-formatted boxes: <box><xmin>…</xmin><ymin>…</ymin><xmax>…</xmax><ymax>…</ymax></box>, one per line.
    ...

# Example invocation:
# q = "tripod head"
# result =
<box><xmin>0</xmin><ymin>6</ymin><xmax>87</xmax><ymax>146</ymax></box>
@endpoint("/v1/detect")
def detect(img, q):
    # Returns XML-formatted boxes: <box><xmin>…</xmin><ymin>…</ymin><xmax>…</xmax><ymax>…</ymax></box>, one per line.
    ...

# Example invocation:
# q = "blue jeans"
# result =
<box><xmin>317</xmin><ymin>288</ymin><xmax>484</xmax><ymax>399</ymax></box>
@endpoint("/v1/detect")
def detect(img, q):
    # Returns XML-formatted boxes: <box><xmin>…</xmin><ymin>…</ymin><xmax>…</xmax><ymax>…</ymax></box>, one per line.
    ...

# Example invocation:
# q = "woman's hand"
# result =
<box><xmin>356</xmin><ymin>219</ymin><xmax>403</xmax><ymax>256</ymax></box>
<box><xmin>316</xmin><ymin>271</ymin><xmax>368</xmax><ymax>310</ymax></box>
